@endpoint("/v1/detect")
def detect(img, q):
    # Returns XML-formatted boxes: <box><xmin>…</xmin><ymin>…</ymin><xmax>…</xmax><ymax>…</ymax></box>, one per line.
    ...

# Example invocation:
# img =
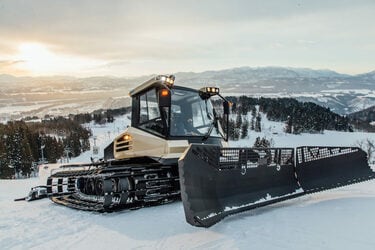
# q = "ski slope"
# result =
<box><xmin>1</xmin><ymin>114</ymin><xmax>375</xmax><ymax>250</ymax></box>
<box><xmin>2</xmin><ymin>178</ymin><xmax>375</xmax><ymax>249</ymax></box>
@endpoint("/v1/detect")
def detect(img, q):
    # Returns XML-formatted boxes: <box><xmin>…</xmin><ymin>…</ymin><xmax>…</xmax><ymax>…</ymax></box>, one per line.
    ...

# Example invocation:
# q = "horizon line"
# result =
<box><xmin>1</xmin><ymin>65</ymin><xmax>374</xmax><ymax>79</ymax></box>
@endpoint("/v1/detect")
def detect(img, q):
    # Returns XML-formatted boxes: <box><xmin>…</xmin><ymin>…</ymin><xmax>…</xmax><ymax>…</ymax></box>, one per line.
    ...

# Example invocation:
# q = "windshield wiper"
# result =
<box><xmin>202</xmin><ymin>102</ymin><xmax>218</xmax><ymax>141</ymax></box>
<box><xmin>202</xmin><ymin>119</ymin><xmax>216</xmax><ymax>141</ymax></box>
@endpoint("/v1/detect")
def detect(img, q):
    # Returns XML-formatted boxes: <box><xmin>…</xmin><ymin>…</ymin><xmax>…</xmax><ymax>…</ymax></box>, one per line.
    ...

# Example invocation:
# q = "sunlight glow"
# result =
<box><xmin>16</xmin><ymin>43</ymin><xmax>56</xmax><ymax>74</ymax></box>
<box><xmin>14</xmin><ymin>42</ymin><xmax>103</xmax><ymax>76</ymax></box>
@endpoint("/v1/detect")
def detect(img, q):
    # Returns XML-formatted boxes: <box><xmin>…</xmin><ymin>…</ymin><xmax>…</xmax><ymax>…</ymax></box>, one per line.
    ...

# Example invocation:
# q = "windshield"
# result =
<box><xmin>170</xmin><ymin>88</ymin><xmax>221</xmax><ymax>137</ymax></box>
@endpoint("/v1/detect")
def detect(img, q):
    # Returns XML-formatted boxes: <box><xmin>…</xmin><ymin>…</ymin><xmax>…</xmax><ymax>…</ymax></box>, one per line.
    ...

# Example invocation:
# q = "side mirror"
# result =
<box><xmin>223</xmin><ymin>101</ymin><xmax>230</xmax><ymax>115</ymax></box>
<box><xmin>222</xmin><ymin>101</ymin><xmax>230</xmax><ymax>141</ymax></box>
<box><xmin>158</xmin><ymin>89</ymin><xmax>171</xmax><ymax>107</ymax></box>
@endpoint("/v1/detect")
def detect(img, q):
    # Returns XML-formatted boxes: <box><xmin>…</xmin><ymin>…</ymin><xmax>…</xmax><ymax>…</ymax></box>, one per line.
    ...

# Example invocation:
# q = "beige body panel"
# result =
<box><xmin>114</xmin><ymin>127</ymin><xmax>190</xmax><ymax>160</ymax></box>
<box><xmin>38</xmin><ymin>163</ymin><xmax>90</xmax><ymax>182</ymax></box>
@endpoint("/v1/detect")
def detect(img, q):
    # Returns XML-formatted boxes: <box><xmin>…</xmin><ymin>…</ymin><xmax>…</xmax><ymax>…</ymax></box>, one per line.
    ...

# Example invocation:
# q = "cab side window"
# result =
<box><xmin>138</xmin><ymin>89</ymin><xmax>164</xmax><ymax>136</ymax></box>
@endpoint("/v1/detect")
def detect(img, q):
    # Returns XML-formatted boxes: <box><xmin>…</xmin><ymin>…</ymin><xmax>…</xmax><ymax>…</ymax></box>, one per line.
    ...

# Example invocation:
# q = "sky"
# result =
<box><xmin>0</xmin><ymin>0</ymin><xmax>374</xmax><ymax>77</ymax></box>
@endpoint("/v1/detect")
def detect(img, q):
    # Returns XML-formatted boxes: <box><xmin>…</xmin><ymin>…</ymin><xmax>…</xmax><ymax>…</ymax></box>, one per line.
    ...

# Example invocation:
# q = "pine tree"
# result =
<box><xmin>255</xmin><ymin>113</ymin><xmax>262</xmax><ymax>132</ymax></box>
<box><xmin>236</xmin><ymin>114</ymin><xmax>242</xmax><ymax>129</ymax></box>
<box><xmin>241</xmin><ymin>120</ymin><xmax>249</xmax><ymax>139</ymax></box>
<box><xmin>254</xmin><ymin>137</ymin><xmax>261</xmax><ymax>147</ymax></box>
<box><xmin>0</xmin><ymin>126</ymin><xmax>11</xmax><ymax>178</ymax></box>
<box><xmin>285</xmin><ymin>115</ymin><xmax>293</xmax><ymax>133</ymax></box>
<box><xmin>231</xmin><ymin>102</ymin><xmax>237</xmax><ymax>113</ymax></box>
<box><xmin>253</xmin><ymin>136</ymin><xmax>271</xmax><ymax>148</ymax></box>
<box><xmin>228</xmin><ymin>119</ymin><xmax>235</xmax><ymax>140</ymax></box>
<box><xmin>4</xmin><ymin>122</ymin><xmax>35</xmax><ymax>178</ymax></box>
<box><xmin>228</xmin><ymin>119</ymin><xmax>239</xmax><ymax>141</ymax></box>
<box><xmin>251</xmin><ymin>106</ymin><xmax>256</xmax><ymax>118</ymax></box>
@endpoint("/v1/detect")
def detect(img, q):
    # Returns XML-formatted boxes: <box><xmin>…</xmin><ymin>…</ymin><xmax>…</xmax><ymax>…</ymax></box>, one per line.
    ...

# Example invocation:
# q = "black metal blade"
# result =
<box><xmin>296</xmin><ymin>146</ymin><xmax>375</xmax><ymax>193</ymax></box>
<box><xmin>179</xmin><ymin>144</ymin><xmax>302</xmax><ymax>227</ymax></box>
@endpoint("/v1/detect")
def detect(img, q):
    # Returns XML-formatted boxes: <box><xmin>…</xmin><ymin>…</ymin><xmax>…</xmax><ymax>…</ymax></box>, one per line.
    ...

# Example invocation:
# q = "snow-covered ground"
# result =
<box><xmin>1</xmin><ymin>113</ymin><xmax>375</xmax><ymax>250</ymax></box>
<box><xmin>2</xmin><ymin>178</ymin><xmax>375</xmax><ymax>250</ymax></box>
<box><xmin>231</xmin><ymin>112</ymin><xmax>375</xmax><ymax>153</ymax></box>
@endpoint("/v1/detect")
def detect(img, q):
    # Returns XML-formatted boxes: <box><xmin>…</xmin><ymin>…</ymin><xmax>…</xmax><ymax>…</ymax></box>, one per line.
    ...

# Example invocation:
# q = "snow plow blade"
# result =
<box><xmin>179</xmin><ymin>144</ymin><xmax>375</xmax><ymax>227</ymax></box>
<box><xmin>178</xmin><ymin>144</ymin><xmax>302</xmax><ymax>227</ymax></box>
<box><xmin>296</xmin><ymin>146</ymin><xmax>375</xmax><ymax>193</ymax></box>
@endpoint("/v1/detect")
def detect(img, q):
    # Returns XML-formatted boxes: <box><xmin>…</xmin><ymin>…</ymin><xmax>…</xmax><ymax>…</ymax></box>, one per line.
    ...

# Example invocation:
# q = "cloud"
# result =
<box><xmin>0</xmin><ymin>0</ymin><xmax>374</xmax><ymax>75</ymax></box>
<box><xmin>0</xmin><ymin>60</ymin><xmax>24</xmax><ymax>66</ymax></box>
<box><xmin>0</xmin><ymin>60</ymin><xmax>28</xmax><ymax>75</ymax></box>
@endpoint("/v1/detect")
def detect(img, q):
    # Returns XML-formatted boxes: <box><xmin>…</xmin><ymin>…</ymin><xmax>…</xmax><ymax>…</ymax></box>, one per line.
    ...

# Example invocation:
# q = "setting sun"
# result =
<box><xmin>15</xmin><ymin>43</ymin><xmax>57</xmax><ymax>75</ymax></box>
<box><xmin>12</xmin><ymin>42</ymin><xmax>103</xmax><ymax>76</ymax></box>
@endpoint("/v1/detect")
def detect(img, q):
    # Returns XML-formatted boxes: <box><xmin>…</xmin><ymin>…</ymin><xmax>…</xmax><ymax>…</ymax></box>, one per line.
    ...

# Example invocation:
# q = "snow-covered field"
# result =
<box><xmin>231</xmin><ymin>114</ymin><xmax>375</xmax><ymax>152</ymax></box>
<box><xmin>2</xmin><ymin>178</ymin><xmax>375</xmax><ymax>250</ymax></box>
<box><xmin>1</xmin><ymin>114</ymin><xmax>375</xmax><ymax>250</ymax></box>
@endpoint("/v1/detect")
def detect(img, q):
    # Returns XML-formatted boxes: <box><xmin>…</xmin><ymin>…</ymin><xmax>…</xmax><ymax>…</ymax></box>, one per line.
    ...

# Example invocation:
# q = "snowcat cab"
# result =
<box><xmin>105</xmin><ymin>75</ymin><xmax>229</xmax><ymax>163</ymax></box>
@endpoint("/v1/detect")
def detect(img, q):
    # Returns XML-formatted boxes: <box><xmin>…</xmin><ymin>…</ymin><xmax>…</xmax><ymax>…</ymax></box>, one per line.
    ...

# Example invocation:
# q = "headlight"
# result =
<box><xmin>158</xmin><ymin>75</ymin><xmax>175</xmax><ymax>87</ymax></box>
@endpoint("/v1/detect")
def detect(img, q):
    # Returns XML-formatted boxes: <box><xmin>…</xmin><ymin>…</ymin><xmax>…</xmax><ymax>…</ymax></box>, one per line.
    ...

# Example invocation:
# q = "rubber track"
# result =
<box><xmin>47</xmin><ymin>161</ymin><xmax>180</xmax><ymax>212</ymax></box>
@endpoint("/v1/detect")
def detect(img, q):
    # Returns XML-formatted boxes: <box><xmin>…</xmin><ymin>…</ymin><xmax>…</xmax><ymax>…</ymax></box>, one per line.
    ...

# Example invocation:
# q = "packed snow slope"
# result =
<box><xmin>1</xmin><ymin>114</ymin><xmax>375</xmax><ymax>250</ymax></box>
<box><xmin>2</xmin><ymin>178</ymin><xmax>375</xmax><ymax>250</ymax></box>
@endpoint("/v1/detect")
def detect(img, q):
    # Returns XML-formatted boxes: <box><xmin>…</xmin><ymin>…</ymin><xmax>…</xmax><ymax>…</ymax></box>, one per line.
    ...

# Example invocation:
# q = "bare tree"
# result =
<box><xmin>355</xmin><ymin>139</ymin><xmax>375</xmax><ymax>164</ymax></box>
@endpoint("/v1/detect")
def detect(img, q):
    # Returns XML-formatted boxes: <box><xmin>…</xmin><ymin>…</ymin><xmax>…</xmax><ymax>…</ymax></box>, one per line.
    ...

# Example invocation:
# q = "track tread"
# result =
<box><xmin>47</xmin><ymin>161</ymin><xmax>180</xmax><ymax>212</ymax></box>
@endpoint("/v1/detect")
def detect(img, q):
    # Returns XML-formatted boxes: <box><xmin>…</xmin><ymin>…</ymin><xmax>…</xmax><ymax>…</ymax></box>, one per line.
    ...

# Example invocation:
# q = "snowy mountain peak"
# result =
<box><xmin>175</xmin><ymin>66</ymin><xmax>350</xmax><ymax>80</ymax></box>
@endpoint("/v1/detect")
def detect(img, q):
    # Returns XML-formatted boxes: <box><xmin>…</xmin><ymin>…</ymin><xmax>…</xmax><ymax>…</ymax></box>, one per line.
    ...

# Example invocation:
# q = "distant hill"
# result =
<box><xmin>347</xmin><ymin>105</ymin><xmax>375</xmax><ymax>132</ymax></box>
<box><xmin>355</xmin><ymin>70</ymin><xmax>375</xmax><ymax>80</ymax></box>
<box><xmin>349</xmin><ymin>105</ymin><xmax>375</xmax><ymax>122</ymax></box>
<box><xmin>2</xmin><ymin>66</ymin><xmax>374</xmax><ymax>93</ymax></box>
<box><xmin>174</xmin><ymin>67</ymin><xmax>375</xmax><ymax>114</ymax></box>
<box><xmin>174</xmin><ymin>66</ymin><xmax>374</xmax><ymax>91</ymax></box>
<box><xmin>1</xmin><ymin>66</ymin><xmax>375</xmax><ymax>120</ymax></box>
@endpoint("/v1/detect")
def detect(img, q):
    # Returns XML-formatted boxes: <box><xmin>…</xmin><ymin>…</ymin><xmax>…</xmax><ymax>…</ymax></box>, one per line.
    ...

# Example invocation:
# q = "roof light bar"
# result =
<box><xmin>199</xmin><ymin>86</ymin><xmax>220</xmax><ymax>99</ymax></box>
<box><xmin>157</xmin><ymin>75</ymin><xmax>175</xmax><ymax>87</ymax></box>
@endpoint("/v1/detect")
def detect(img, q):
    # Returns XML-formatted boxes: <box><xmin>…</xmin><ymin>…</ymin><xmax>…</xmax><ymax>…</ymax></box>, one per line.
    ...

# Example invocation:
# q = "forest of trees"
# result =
<box><xmin>0</xmin><ymin>106</ymin><xmax>133</xmax><ymax>179</ymax></box>
<box><xmin>0</xmin><ymin>118</ymin><xmax>91</xmax><ymax>179</ymax></box>
<box><xmin>214</xmin><ymin>96</ymin><xmax>352</xmax><ymax>141</ymax></box>
<box><xmin>348</xmin><ymin>105</ymin><xmax>375</xmax><ymax>132</ymax></box>
<box><xmin>70</xmin><ymin>107</ymin><xmax>131</xmax><ymax>125</ymax></box>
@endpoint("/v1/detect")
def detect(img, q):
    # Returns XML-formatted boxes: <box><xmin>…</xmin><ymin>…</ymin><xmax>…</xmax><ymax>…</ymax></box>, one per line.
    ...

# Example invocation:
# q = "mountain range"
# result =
<box><xmin>0</xmin><ymin>66</ymin><xmax>374</xmax><ymax>119</ymax></box>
